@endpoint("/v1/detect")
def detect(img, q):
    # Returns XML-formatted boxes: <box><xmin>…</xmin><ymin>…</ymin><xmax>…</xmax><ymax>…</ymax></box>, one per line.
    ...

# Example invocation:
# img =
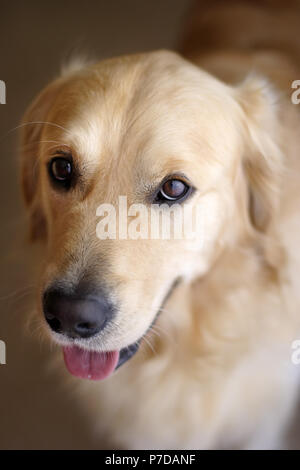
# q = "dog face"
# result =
<box><xmin>20</xmin><ymin>51</ymin><xmax>282</xmax><ymax>379</ymax></box>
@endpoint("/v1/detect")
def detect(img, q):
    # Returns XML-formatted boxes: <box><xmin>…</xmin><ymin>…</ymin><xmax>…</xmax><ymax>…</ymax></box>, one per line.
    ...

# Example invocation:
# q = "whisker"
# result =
<box><xmin>0</xmin><ymin>121</ymin><xmax>73</xmax><ymax>143</ymax></box>
<box><xmin>0</xmin><ymin>285</ymin><xmax>35</xmax><ymax>302</ymax></box>
<box><xmin>142</xmin><ymin>335</ymin><xmax>156</xmax><ymax>356</ymax></box>
<box><xmin>150</xmin><ymin>323</ymin><xmax>174</xmax><ymax>344</ymax></box>
<box><xmin>20</xmin><ymin>140</ymin><xmax>72</xmax><ymax>151</ymax></box>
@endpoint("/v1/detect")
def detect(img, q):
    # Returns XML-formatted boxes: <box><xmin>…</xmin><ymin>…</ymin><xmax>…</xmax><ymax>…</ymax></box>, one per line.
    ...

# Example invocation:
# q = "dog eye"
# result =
<box><xmin>156</xmin><ymin>178</ymin><xmax>190</xmax><ymax>203</ymax></box>
<box><xmin>49</xmin><ymin>157</ymin><xmax>73</xmax><ymax>189</ymax></box>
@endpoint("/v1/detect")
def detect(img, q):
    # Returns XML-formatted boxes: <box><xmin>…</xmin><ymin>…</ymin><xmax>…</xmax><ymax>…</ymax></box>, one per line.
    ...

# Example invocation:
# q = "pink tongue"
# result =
<box><xmin>63</xmin><ymin>346</ymin><xmax>119</xmax><ymax>381</ymax></box>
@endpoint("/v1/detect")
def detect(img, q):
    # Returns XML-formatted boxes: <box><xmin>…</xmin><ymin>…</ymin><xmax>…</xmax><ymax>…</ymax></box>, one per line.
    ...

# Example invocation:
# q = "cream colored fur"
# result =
<box><xmin>20</xmin><ymin>1</ymin><xmax>300</xmax><ymax>449</ymax></box>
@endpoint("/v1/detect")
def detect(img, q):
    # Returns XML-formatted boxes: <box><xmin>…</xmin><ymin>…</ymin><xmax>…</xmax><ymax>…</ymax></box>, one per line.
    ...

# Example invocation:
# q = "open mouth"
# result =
<box><xmin>61</xmin><ymin>277</ymin><xmax>181</xmax><ymax>381</ymax></box>
<box><xmin>62</xmin><ymin>341</ymin><xmax>141</xmax><ymax>381</ymax></box>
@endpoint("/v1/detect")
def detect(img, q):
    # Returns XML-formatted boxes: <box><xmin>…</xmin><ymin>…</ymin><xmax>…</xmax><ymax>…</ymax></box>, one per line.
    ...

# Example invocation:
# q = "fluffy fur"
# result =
<box><xmin>20</xmin><ymin>0</ymin><xmax>300</xmax><ymax>449</ymax></box>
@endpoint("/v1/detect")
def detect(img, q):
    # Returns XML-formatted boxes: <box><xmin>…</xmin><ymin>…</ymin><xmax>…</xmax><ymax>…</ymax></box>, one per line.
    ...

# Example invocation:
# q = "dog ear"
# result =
<box><xmin>236</xmin><ymin>76</ymin><xmax>283</xmax><ymax>234</ymax></box>
<box><xmin>20</xmin><ymin>78</ymin><xmax>64</xmax><ymax>241</ymax></box>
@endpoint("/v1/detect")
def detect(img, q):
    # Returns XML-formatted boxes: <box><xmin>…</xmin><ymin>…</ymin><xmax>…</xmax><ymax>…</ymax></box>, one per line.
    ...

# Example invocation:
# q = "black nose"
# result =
<box><xmin>43</xmin><ymin>287</ymin><xmax>113</xmax><ymax>339</ymax></box>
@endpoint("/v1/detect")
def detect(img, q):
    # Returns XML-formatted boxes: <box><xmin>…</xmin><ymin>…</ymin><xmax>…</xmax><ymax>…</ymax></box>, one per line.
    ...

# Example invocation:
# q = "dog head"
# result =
<box><xmin>20</xmin><ymin>50</ymin><xmax>282</xmax><ymax>379</ymax></box>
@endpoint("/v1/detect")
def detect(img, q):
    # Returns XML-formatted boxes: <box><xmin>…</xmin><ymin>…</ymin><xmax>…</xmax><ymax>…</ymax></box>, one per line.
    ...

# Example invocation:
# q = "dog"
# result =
<box><xmin>20</xmin><ymin>0</ymin><xmax>300</xmax><ymax>449</ymax></box>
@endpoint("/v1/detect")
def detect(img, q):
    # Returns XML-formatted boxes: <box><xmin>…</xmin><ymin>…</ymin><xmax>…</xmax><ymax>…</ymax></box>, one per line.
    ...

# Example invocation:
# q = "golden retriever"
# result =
<box><xmin>20</xmin><ymin>0</ymin><xmax>300</xmax><ymax>449</ymax></box>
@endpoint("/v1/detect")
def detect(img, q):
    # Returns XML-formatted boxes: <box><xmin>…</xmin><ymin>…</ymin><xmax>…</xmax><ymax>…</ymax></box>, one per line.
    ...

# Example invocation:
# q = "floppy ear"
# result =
<box><xmin>236</xmin><ymin>76</ymin><xmax>283</xmax><ymax>234</ymax></box>
<box><xmin>20</xmin><ymin>78</ymin><xmax>64</xmax><ymax>241</ymax></box>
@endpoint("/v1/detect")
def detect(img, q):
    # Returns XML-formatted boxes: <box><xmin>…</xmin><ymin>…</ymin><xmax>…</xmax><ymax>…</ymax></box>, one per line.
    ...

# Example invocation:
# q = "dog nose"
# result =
<box><xmin>43</xmin><ymin>288</ymin><xmax>112</xmax><ymax>339</ymax></box>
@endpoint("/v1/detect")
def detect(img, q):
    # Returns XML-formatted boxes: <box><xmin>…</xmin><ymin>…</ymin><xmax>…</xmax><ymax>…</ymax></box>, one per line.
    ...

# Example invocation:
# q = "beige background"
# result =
<box><xmin>1</xmin><ymin>0</ymin><xmax>300</xmax><ymax>450</ymax></box>
<box><xmin>0</xmin><ymin>0</ymin><xmax>191</xmax><ymax>449</ymax></box>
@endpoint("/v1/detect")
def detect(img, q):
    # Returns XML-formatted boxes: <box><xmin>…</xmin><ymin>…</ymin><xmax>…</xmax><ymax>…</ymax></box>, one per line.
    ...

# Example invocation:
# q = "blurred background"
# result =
<box><xmin>1</xmin><ymin>0</ymin><xmax>300</xmax><ymax>450</ymax></box>
<box><xmin>0</xmin><ymin>0</ymin><xmax>192</xmax><ymax>449</ymax></box>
